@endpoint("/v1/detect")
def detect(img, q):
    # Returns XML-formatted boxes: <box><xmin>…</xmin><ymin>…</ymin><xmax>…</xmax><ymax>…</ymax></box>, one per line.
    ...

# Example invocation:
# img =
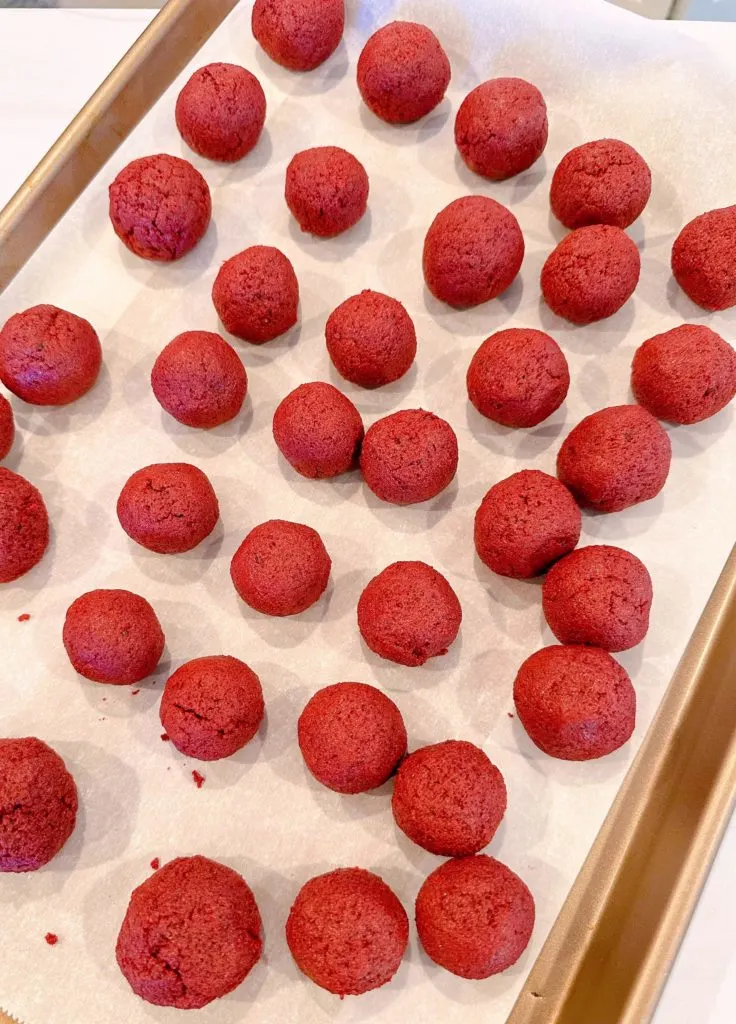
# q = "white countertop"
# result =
<box><xmin>0</xmin><ymin>8</ymin><xmax>734</xmax><ymax>1024</ymax></box>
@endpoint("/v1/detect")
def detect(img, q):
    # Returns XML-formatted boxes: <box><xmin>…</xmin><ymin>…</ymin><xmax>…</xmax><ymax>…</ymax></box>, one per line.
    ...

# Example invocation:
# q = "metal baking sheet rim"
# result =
<box><xmin>1</xmin><ymin>2</ymin><xmax>735</xmax><ymax>1022</ymax></box>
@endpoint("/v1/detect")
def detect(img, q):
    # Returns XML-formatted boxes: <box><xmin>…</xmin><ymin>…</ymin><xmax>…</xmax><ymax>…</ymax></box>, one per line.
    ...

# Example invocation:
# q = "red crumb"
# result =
<box><xmin>507</xmin><ymin>712</ymin><xmax>514</xmax><ymax>718</ymax></box>
<box><xmin>192</xmin><ymin>770</ymin><xmax>205</xmax><ymax>789</ymax></box>
<box><xmin>160</xmin><ymin>733</ymin><xmax>169</xmax><ymax>742</ymax></box>
<box><xmin>150</xmin><ymin>858</ymin><xmax>160</xmax><ymax>870</ymax></box>
<box><xmin>18</xmin><ymin>613</ymin><xmax>31</xmax><ymax>622</ymax></box>
<box><xmin>98</xmin><ymin>717</ymin><xmax>106</xmax><ymax>722</ymax></box>
<box><xmin>131</xmin><ymin>689</ymin><xmax>140</xmax><ymax>696</ymax></box>
<box><xmin>45</xmin><ymin>933</ymin><xmax>58</xmax><ymax>946</ymax></box>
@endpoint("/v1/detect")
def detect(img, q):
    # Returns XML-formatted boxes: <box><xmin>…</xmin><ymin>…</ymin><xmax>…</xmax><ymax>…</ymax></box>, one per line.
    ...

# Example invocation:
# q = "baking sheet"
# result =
<box><xmin>1</xmin><ymin>1</ymin><xmax>735</xmax><ymax>1022</ymax></box>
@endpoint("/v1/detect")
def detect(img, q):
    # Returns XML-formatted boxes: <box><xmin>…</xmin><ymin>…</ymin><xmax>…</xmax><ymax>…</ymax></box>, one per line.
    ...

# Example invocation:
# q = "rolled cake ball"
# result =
<box><xmin>671</xmin><ymin>205</ymin><xmax>736</xmax><ymax>311</ymax></box>
<box><xmin>550</xmin><ymin>138</ymin><xmax>651</xmax><ymax>229</ymax></box>
<box><xmin>175</xmin><ymin>63</ymin><xmax>266</xmax><ymax>162</ymax></box>
<box><xmin>285</xmin><ymin>146</ymin><xmax>369</xmax><ymax>238</ymax></box>
<box><xmin>360</xmin><ymin>409</ymin><xmax>458</xmax><ymax>505</ymax></box>
<box><xmin>0</xmin><ymin>468</ymin><xmax>49</xmax><ymax>583</ymax></box>
<box><xmin>325</xmin><ymin>290</ymin><xmax>417</xmax><ymax>388</ymax></box>
<box><xmin>117</xmin><ymin>462</ymin><xmax>219</xmax><ymax>554</ymax></box>
<box><xmin>151</xmin><ymin>330</ymin><xmax>247</xmax><ymax>429</ymax></box>
<box><xmin>272</xmin><ymin>381</ymin><xmax>364</xmax><ymax>478</ymax></box>
<box><xmin>212</xmin><ymin>245</ymin><xmax>299</xmax><ymax>344</ymax></box>
<box><xmin>252</xmin><ymin>0</ymin><xmax>344</xmax><ymax>72</ymax></box>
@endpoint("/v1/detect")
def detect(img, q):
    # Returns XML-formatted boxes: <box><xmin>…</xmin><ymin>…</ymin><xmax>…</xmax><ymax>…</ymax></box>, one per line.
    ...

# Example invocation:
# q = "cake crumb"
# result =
<box><xmin>507</xmin><ymin>712</ymin><xmax>514</xmax><ymax>718</ymax></box>
<box><xmin>150</xmin><ymin>857</ymin><xmax>160</xmax><ymax>870</ymax></box>
<box><xmin>160</xmin><ymin>732</ymin><xmax>169</xmax><ymax>742</ymax></box>
<box><xmin>192</xmin><ymin>770</ymin><xmax>205</xmax><ymax>789</ymax></box>
<box><xmin>131</xmin><ymin>689</ymin><xmax>140</xmax><ymax>696</ymax></box>
<box><xmin>18</xmin><ymin>613</ymin><xmax>31</xmax><ymax>622</ymax></box>
<box><xmin>44</xmin><ymin>933</ymin><xmax>58</xmax><ymax>946</ymax></box>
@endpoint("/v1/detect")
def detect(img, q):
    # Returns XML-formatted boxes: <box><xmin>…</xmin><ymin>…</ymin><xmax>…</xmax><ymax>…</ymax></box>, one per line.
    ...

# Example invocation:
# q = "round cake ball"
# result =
<box><xmin>467</xmin><ymin>327</ymin><xmax>569</xmax><ymax>427</ymax></box>
<box><xmin>392</xmin><ymin>740</ymin><xmax>506</xmax><ymax>857</ymax></box>
<box><xmin>0</xmin><ymin>304</ymin><xmax>101</xmax><ymax>406</ymax></box>
<box><xmin>286</xmin><ymin>868</ymin><xmax>408</xmax><ymax>996</ymax></box>
<box><xmin>514</xmin><ymin>645</ymin><xmax>636</xmax><ymax>761</ymax></box>
<box><xmin>285</xmin><ymin>146</ymin><xmax>369</xmax><ymax>238</ymax></box>
<box><xmin>0</xmin><ymin>737</ymin><xmax>78</xmax><ymax>872</ymax></box>
<box><xmin>63</xmin><ymin>588</ymin><xmax>165</xmax><ymax>684</ymax></box>
<box><xmin>632</xmin><ymin>324</ymin><xmax>736</xmax><ymax>425</ymax></box>
<box><xmin>298</xmin><ymin>682</ymin><xmax>407</xmax><ymax>794</ymax></box>
<box><xmin>117</xmin><ymin>462</ymin><xmax>219</xmax><ymax>554</ymax></box>
<box><xmin>0</xmin><ymin>395</ymin><xmax>14</xmax><ymax>460</ymax></box>
<box><xmin>357</xmin><ymin>560</ymin><xmax>461</xmax><ymax>667</ymax></box>
<box><xmin>230</xmin><ymin>519</ymin><xmax>331</xmax><ymax>616</ymax></box>
<box><xmin>360</xmin><ymin>408</ymin><xmax>458</xmax><ymax>505</ymax></box>
<box><xmin>252</xmin><ymin>0</ymin><xmax>344</xmax><ymax>72</ymax></box>
<box><xmin>423</xmin><ymin>196</ymin><xmax>524</xmax><ymax>308</ymax></box>
<box><xmin>474</xmin><ymin>470</ymin><xmax>581</xmax><ymax>579</ymax></box>
<box><xmin>212</xmin><ymin>245</ymin><xmax>299</xmax><ymax>343</ymax></box>
<box><xmin>160</xmin><ymin>656</ymin><xmax>264</xmax><ymax>761</ymax></box>
<box><xmin>557</xmin><ymin>404</ymin><xmax>671</xmax><ymax>512</ymax></box>
<box><xmin>325</xmin><ymin>290</ymin><xmax>417</xmax><ymax>388</ymax></box>
<box><xmin>542</xmin><ymin>545</ymin><xmax>653</xmax><ymax>652</ymax></box>
<box><xmin>0</xmin><ymin>468</ymin><xmax>49</xmax><ymax>583</ymax></box>
<box><xmin>272</xmin><ymin>381</ymin><xmax>364</xmax><ymax>479</ymax></box>
<box><xmin>151</xmin><ymin>330</ymin><xmax>247</xmax><ymax>428</ymax></box>
<box><xmin>175</xmin><ymin>63</ymin><xmax>266</xmax><ymax>163</ymax></box>
<box><xmin>357</xmin><ymin>21</ymin><xmax>451</xmax><ymax>125</ymax></box>
<box><xmin>455</xmin><ymin>77</ymin><xmax>548</xmax><ymax>181</ymax></box>
<box><xmin>672</xmin><ymin>206</ymin><xmax>736</xmax><ymax>311</ymax></box>
<box><xmin>416</xmin><ymin>855</ymin><xmax>535</xmax><ymax>979</ymax></box>
<box><xmin>116</xmin><ymin>855</ymin><xmax>263</xmax><ymax>1009</ymax></box>
<box><xmin>109</xmin><ymin>154</ymin><xmax>211</xmax><ymax>261</ymax></box>
<box><xmin>550</xmin><ymin>139</ymin><xmax>652</xmax><ymax>230</ymax></box>
<box><xmin>542</xmin><ymin>224</ymin><xmax>640</xmax><ymax>324</ymax></box>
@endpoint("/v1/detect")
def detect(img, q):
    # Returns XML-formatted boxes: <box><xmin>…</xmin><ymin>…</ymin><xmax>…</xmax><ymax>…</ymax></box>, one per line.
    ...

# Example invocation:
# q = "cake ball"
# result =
<box><xmin>325</xmin><ymin>290</ymin><xmax>416</xmax><ymax>388</ymax></box>
<box><xmin>357</xmin><ymin>21</ymin><xmax>450</xmax><ymax>124</ymax></box>
<box><xmin>230</xmin><ymin>519</ymin><xmax>331</xmax><ymax>616</ymax></box>
<box><xmin>298</xmin><ymin>682</ymin><xmax>407</xmax><ymax>794</ymax></box>
<box><xmin>632</xmin><ymin>324</ymin><xmax>736</xmax><ymax>424</ymax></box>
<box><xmin>0</xmin><ymin>468</ymin><xmax>49</xmax><ymax>583</ymax></box>
<box><xmin>116</xmin><ymin>856</ymin><xmax>263</xmax><ymax>1009</ymax></box>
<box><xmin>286</xmin><ymin>868</ymin><xmax>408</xmax><ymax>996</ymax></box>
<box><xmin>357</xmin><ymin>560</ymin><xmax>461</xmax><ymax>667</ymax></box>
<box><xmin>474</xmin><ymin>470</ymin><xmax>581</xmax><ymax>579</ymax></box>
<box><xmin>514</xmin><ymin>645</ymin><xmax>636</xmax><ymax>760</ymax></box>
<box><xmin>109</xmin><ymin>154</ymin><xmax>211</xmax><ymax>261</ymax></box>
<box><xmin>252</xmin><ymin>0</ymin><xmax>344</xmax><ymax>72</ymax></box>
<box><xmin>455</xmin><ymin>77</ymin><xmax>548</xmax><ymax>180</ymax></box>
<box><xmin>423</xmin><ymin>196</ymin><xmax>524</xmax><ymax>308</ymax></box>
<box><xmin>285</xmin><ymin>146</ymin><xmax>369</xmax><ymax>238</ymax></box>
<box><xmin>557</xmin><ymin>404</ymin><xmax>671</xmax><ymax>512</ymax></box>
<box><xmin>0</xmin><ymin>395</ymin><xmax>14</xmax><ymax>460</ymax></box>
<box><xmin>550</xmin><ymin>139</ymin><xmax>651</xmax><ymax>230</ymax></box>
<box><xmin>360</xmin><ymin>409</ymin><xmax>458</xmax><ymax>505</ymax></box>
<box><xmin>672</xmin><ymin>206</ymin><xmax>736</xmax><ymax>311</ymax></box>
<box><xmin>175</xmin><ymin>63</ymin><xmax>266</xmax><ymax>162</ymax></box>
<box><xmin>541</xmin><ymin>224</ymin><xmax>640</xmax><ymax>324</ymax></box>
<box><xmin>0</xmin><ymin>304</ymin><xmax>101</xmax><ymax>405</ymax></box>
<box><xmin>392</xmin><ymin>740</ymin><xmax>506</xmax><ymax>857</ymax></box>
<box><xmin>542</xmin><ymin>545</ymin><xmax>652</xmax><ymax>652</ymax></box>
<box><xmin>151</xmin><ymin>330</ymin><xmax>247</xmax><ymax>428</ymax></box>
<box><xmin>117</xmin><ymin>462</ymin><xmax>219</xmax><ymax>554</ymax></box>
<box><xmin>272</xmin><ymin>381</ymin><xmax>364</xmax><ymax>478</ymax></box>
<box><xmin>63</xmin><ymin>588</ymin><xmax>165</xmax><ymax>684</ymax></box>
<box><xmin>416</xmin><ymin>855</ymin><xmax>535</xmax><ymax>979</ymax></box>
<box><xmin>0</xmin><ymin>737</ymin><xmax>78</xmax><ymax>872</ymax></box>
<box><xmin>212</xmin><ymin>245</ymin><xmax>299</xmax><ymax>343</ymax></box>
<box><xmin>466</xmin><ymin>327</ymin><xmax>569</xmax><ymax>427</ymax></box>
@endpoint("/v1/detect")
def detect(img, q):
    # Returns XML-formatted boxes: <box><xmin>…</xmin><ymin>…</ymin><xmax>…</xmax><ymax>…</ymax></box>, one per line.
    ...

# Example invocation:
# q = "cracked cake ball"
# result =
<box><xmin>285</xmin><ymin>146</ymin><xmax>369</xmax><ymax>238</ymax></box>
<box><xmin>550</xmin><ymin>139</ymin><xmax>651</xmax><ymax>229</ymax></box>
<box><xmin>0</xmin><ymin>468</ymin><xmax>49</xmax><ymax>583</ymax></box>
<box><xmin>325</xmin><ymin>289</ymin><xmax>417</xmax><ymax>388</ymax></box>
<box><xmin>671</xmin><ymin>206</ymin><xmax>736</xmax><ymax>311</ymax></box>
<box><xmin>360</xmin><ymin>408</ymin><xmax>458</xmax><ymax>505</ymax></box>
<box><xmin>252</xmin><ymin>0</ymin><xmax>344</xmax><ymax>72</ymax></box>
<box><xmin>272</xmin><ymin>381</ymin><xmax>364</xmax><ymax>479</ymax></box>
<box><xmin>151</xmin><ymin>330</ymin><xmax>247</xmax><ymax>428</ymax></box>
<box><xmin>0</xmin><ymin>395</ymin><xmax>13</xmax><ymax>461</ymax></box>
<box><xmin>212</xmin><ymin>245</ymin><xmax>299</xmax><ymax>343</ymax></box>
<box><xmin>175</xmin><ymin>63</ymin><xmax>266</xmax><ymax>162</ymax></box>
<box><xmin>117</xmin><ymin>462</ymin><xmax>219</xmax><ymax>554</ymax></box>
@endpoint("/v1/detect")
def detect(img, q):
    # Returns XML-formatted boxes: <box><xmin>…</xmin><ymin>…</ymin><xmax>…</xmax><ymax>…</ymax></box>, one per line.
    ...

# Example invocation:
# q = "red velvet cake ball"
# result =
<box><xmin>455</xmin><ymin>77</ymin><xmax>548</xmax><ymax>180</ymax></box>
<box><xmin>212</xmin><ymin>245</ymin><xmax>299</xmax><ymax>343</ymax></box>
<box><xmin>671</xmin><ymin>206</ymin><xmax>736</xmax><ymax>311</ymax></box>
<box><xmin>550</xmin><ymin>139</ymin><xmax>651</xmax><ymax>229</ymax></box>
<box><xmin>285</xmin><ymin>146</ymin><xmax>369</xmax><ymax>238</ymax></box>
<box><xmin>117</xmin><ymin>463</ymin><xmax>219</xmax><ymax>554</ymax></box>
<box><xmin>325</xmin><ymin>290</ymin><xmax>417</xmax><ymax>388</ymax></box>
<box><xmin>272</xmin><ymin>381</ymin><xmax>364</xmax><ymax>478</ymax></box>
<box><xmin>175</xmin><ymin>63</ymin><xmax>266</xmax><ymax>162</ymax></box>
<box><xmin>252</xmin><ymin>0</ymin><xmax>344</xmax><ymax>72</ymax></box>
<box><xmin>151</xmin><ymin>330</ymin><xmax>247</xmax><ymax>428</ymax></box>
<box><xmin>360</xmin><ymin>409</ymin><xmax>458</xmax><ymax>505</ymax></box>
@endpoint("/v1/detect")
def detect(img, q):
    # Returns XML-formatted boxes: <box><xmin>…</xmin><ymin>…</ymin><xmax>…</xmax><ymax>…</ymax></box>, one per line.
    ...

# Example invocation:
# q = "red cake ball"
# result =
<box><xmin>632</xmin><ymin>324</ymin><xmax>736</xmax><ymax>424</ymax></box>
<box><xmin>542</xmin><ymin>545</ymin><xmax>653</xmax><ymax>652</ymax></box>
<box><xmin>325</xmin><ymin>290</ymin><xmax>417</xmax><ymax>388</ymax></box>
<box><xmin>557</xmin><ymin>404</ymin><xmax>671</xmax><ymax>512</ymax></box>
<box><xmin>423</xmin><ymin>196</ymin><xmax>524</xmax><ymax>308</ymax></box>
<box><xmin>160</xmin><ymin>656</ymin><xmax>264</xmax><ymax>761</ymax></box>
<box><xmin>63</xmin><ymin>588</ymin><xmax>165</xmax><ymax>685</ymax></box>
<box><xmin>151</xmin><ymin>330</ymin><xmax>247</xmax><ymax>428</ymax></box>
<box><xmin>357</xmin><ymin>560</ymin><xmax>461</xmax><ymax>667</ymax></box>
<box><xmin>116</xmin><ymin>856</ymin><xmax>263</xmax><ymax>1009</ymax></box>
<box><xmin>474</xmin><ymin>470</ymin><xmax>581</xmax><ymax>579</ymax></box>
<box><xmin>0</xmin><ymin>304</ymin><xmax>101</xmax><ymax>406</ymax></box>
<box><xmin>357</xmin><ymin>21</ymin><xmax>450</xmax><ymax>125</ymax></box>
<box><xmin>466</xmin><ymin>327</ymin><xmax>569</xmax><ymax>427</ymax></box>
<box><xmin>455</xmin><ymin>77</ymin><xmax>548</xmax><ymax>181</ymax></box>
<box><xmin>360</xmin><ymin>409</ymin><xmax>458</xmax><ymax>505</ymax></box>
<box><xmin>514</xmin><ymin>645</ymin><xmax>636</xmax><ymax>761</ymax></box>
<box><xmin>272</xmin><ymin>381</ymin><xmax>364</xmax><ymax>479</ymax></box>
<box><xmin>286</xmin><ymin>868</ymin><xmax>408</xmax><ymax>996</ymax></box>
<box><xmin>0</xmin><ymin>395</ymin><xmax>13</xmax><ymax>460</ymax></box>
<box><xmin>0</xmin><ymin>468</ymin><xmax>49</xmax><ymax>583</ymax></box>
<box><xmin>672</xmin><ymin>206</ymin><xmax>736</xmax><ymax>311</ymax></box>
<box><xmin>416</xmin><ymin>855</ymin><xmax>535</xmax><ymax>979</ymax></box>
<box><xmin>298</xmin><ymin>682</ymin><xmax>407</xmax><ymax>794</ymax></box>
<box><xmin>109</xmin><ymin>154</ymin><xmax>211</xmax><ymax>261</ymax></box>
<box><xmin>212</xmin><ymin>245</ymin><xmax>299</xmax><ymax>344</ymax></box>
<box><xmin>117</xmin><ymin>463</ymin><xmax>219</xmax><ymax>554</ymax></box>
<box><xmin>230</xmin><ymin>519</ymin><xmax>331</xmax><ymax>616</ymax></box>
<box><xmin>550</xmin><ymin>139</ymin><xmax>651</xmax><ymax>230</ymax></box>
<box><xmin>252</xmin><ymin>0</ymin><xmax>344</xmax><ymax>72</ymax></box>
<box><xmin>541</xmin><ymin>224</ymin><xmax>640</xmax><ymax>324</ymax></box>
<box><xmin>175</xmin><ymin>63</ymin><xmax>266</xmax><ymax>162</ymax></box>
<box><xmin>285</xmin><ymin>146</ymin><xmax>369</xmax><ymax>238</ymax></box>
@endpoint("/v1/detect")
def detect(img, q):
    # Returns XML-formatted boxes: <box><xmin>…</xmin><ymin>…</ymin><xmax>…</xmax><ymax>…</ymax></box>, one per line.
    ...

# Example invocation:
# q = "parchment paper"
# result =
<box><xmin>1</xmin><ymin>1</ymin><xmax>735</xmax><ymax>1022</ymax></box>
